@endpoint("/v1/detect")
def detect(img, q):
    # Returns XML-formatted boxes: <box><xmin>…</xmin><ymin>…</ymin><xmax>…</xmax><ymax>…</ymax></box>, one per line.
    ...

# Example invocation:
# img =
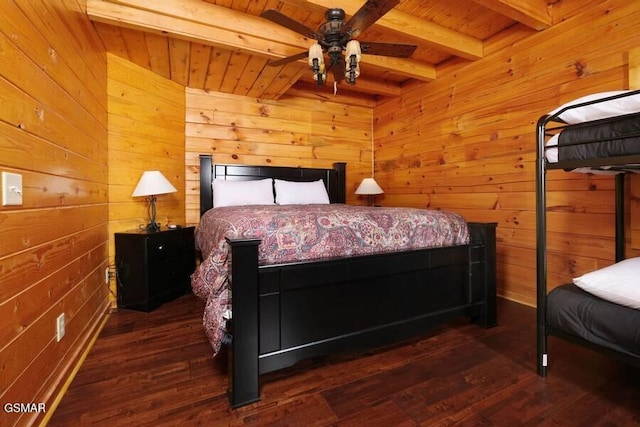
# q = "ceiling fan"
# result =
<box><xmin>260</xmin><ymin>0</ymin><xmax>417</xmax><ymax>86</ymax></box>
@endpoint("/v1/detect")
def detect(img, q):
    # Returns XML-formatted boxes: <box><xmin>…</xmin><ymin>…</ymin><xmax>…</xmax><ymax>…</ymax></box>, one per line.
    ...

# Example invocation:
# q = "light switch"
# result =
<box><xmin>2</xmin><ymin>172</ymin><xmax>23</xmax><ymax>206</ymax></box>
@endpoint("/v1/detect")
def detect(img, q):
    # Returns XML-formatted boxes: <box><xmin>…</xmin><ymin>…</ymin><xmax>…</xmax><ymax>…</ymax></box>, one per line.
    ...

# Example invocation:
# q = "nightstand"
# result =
<box><xmin>115</xmin><ymin>226</ymin><xmax>196</xmax><ymax>312</ymax></box>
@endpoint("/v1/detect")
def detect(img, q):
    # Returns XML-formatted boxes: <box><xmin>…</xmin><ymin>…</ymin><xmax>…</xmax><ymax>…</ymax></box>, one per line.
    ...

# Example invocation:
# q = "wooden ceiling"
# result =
<box><xmin>87</xmin><ymin>0</ymin><xmax>580</xmax><ymax>107</ymax></box>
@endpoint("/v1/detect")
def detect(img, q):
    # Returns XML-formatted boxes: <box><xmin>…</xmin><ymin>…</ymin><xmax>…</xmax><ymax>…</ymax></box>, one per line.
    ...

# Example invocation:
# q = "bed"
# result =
<box><xmin>194</xmin><ymin>154</ymin><xmax>498</xmax><ymax>408</ymax></box>
<box><xmin>536</xmin><ymin>89</ymin><xmax>640</xmax><ymax>376</ymax></box>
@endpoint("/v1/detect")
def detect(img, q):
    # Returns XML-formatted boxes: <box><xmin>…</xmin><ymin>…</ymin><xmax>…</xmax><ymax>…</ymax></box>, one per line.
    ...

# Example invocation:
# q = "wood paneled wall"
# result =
<box><xmin>374</xmin><ymin>0</ymin><xmax>640</xmax><ymax>306</ymax></box>
<box><xmin>0</xmin><ymin>2</ymin><xmax>109</xmax><ymax>426</ymax></box>
<box><xmin>184</xmin><ymin>89</ymin><xmax>373</xmax><ymax>225</ymax></box>
<box><xmin>107</xmin><ymin>54</ymin><xmax>186</xmax><ymax>297</ymax></box>
<box><xmin>1</xmin><ymin>2</ymin><xmax>639</xmax><ymax>424</ymax></box>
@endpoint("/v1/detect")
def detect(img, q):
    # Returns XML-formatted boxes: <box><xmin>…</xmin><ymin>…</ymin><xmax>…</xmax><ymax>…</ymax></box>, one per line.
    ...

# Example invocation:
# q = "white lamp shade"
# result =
<box><xmin>345</xmin><ymin>40</ymin><xmax>361</xmax><ymax>61</ymax></box>
<box><xmin>132</xmin><ymin>171</ymin><xmax>177</xmax><ymax>197</ymax></box>
<box><xmin>355</xmin><ymin>178</ymin><xmax>384</xmax><ymax>195</ymax></box>
<box><xmin>308</xmin><ymin>43</ymin><xmax>324</xmax><ymax>66</ymax></box>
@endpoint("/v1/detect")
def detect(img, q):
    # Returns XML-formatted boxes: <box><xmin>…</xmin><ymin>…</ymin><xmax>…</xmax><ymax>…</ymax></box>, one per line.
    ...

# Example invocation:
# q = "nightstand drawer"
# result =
<box><xmin>145</xmin><ymin>232</ymin><xmax>187</xmax><ymax>264</ymax></box>
<box><xmin>115</xmin><ymin>226</ymin><xmax>196</xmax><ymax>312</ymax></box>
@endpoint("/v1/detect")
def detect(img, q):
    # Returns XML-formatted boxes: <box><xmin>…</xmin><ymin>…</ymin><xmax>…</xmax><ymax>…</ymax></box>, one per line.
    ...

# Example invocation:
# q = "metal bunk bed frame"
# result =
<box><xmin>536</xmin><ymin>90</ymin><xmax>640</xmax><ymax>376</ymax></box>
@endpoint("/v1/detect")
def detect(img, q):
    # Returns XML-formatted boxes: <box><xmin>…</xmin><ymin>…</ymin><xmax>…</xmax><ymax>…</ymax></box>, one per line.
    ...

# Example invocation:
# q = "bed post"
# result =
<box><xmin>226</xmin><ymin>237</ymin><xmax>261</xmax><ymax>408</ymax></box>
<box><xmin>200</xmin><ymin>154</ymin><xmax>213</xmax><ymax>216</ymax></box>
<box><xmin>332</xmin><ymin>162</ymin><xmax>347</xmax><ymax>203</ymax></box>
<box><xmin>615</xmin><ymin>173</ymin><xmax>625</xmax><ymax>262</ymax></box>
<box><xmin>468</xmin><ymin>222</ymin><xmax>498</xmax><ymax>328</ymax></box>
<box><xmin>536</xmin><ymin>115</ymin><xmax>549</xmax><ymax>377</ymax></box>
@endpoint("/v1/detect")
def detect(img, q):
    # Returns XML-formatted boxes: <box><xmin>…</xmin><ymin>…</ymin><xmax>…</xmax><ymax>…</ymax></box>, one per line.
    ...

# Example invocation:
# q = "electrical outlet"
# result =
<box><xmin>105</xmin><ymin>267</ymin><xmax>110</xmax><ymax>284</ymax></box>
<box><xmin>56</xmin><ymin>313</ymin><xmax>65</xmax><ymax>342</ymax></box>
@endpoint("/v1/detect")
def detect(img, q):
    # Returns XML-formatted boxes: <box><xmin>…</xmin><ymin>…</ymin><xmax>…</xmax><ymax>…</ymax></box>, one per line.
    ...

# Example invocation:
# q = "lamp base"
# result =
<box><xmin>142</xmin><ymin>196</ymin><xmax>161</xmax><ymax>232</ymax></box>
<box><xmin>141</xmin><ymin>222</ymin><xmax>161</xmax><ymax>232</ymax></box>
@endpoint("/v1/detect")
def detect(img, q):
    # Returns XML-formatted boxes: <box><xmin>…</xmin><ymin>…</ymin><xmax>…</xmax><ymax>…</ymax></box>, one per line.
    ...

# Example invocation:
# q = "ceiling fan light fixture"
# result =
<box><xmin>262</xmin><ymin>2</ymin><xmax>416</xmax><ymax>90</ymax></box>
<box><xmin>314</xmin><ymin>65</ymin><xmax>327</xmax><ymax>85</ymax></box>
<box><xmin>308</xmin><ymin>43</ymin><xmax>324</xmax><ymax>66</ymax></box>
<box><xmin>308</xmin><ymin>43</ymin><xmax>327</xmax><ymax>85</ymax></box>
<box><xmin>345</xmin><ymin>40</ymin><xmax>361</xmax><ymax>61</ymax></box>
<box><xmin>345</xmin><ymin>40</ymin><xmax>361</xmax><ymax>84</ymax></box>
<box><xmin>345</xmin><ymin>62</ymin><xmax>360</xmax><ymax>84</ymax></box>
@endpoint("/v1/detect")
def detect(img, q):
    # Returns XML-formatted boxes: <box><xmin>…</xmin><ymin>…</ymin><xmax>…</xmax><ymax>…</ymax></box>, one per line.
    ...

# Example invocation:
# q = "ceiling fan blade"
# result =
<box><xmin>260</xmin><ymin>9</ymin><xmax>320</xmax><ymax>39</ymax></box>
<box><xmin>266</xmin><ymin>51</ymin><xmax>309</xmax><ymax>67</ymax></box>
<box><xmin>360</xmin><ymin>41</ymin><xmax>417</xmax><ymax>58</ymax></box>
<box><xmin>346</xmin><ymin>0</ymin><xmax>400</xmax><ymax>37</ymax></box>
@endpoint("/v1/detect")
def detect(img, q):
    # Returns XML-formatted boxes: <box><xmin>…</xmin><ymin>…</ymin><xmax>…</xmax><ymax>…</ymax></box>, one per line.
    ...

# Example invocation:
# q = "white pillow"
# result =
<box><xmin>573</xmin><ymin>257</ymin><xmax>640</xmax><ymax>309</ymax></box>
<box><xmin>548</xmin><ymin>91</ymin><xmax>640</xmax><ymax>124</ymax></box>
<box><xmin>274</xmin><ymin>179</ymin><xmax>330</xmax><ymax>205</ymax></box>
<box><xmin>212</xmin><ymin>178</ymin><xmax>274</xmax><ymax>207</ymax></box>
<box><xmin>545</xmin><ymin>134</ymin><xmax>559</xmax><ymax>163</ymax></box>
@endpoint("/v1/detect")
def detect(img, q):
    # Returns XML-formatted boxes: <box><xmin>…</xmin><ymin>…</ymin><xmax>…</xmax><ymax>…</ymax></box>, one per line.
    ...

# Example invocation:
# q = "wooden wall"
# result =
<box><xmin>374</xmin><ymin>0</ymin><xmax>640</xmax><ymax>306</ymax></box>
<box><xmin>107</xmin><ymin>54</ymin><xmax>186</xmax><ymax>297</ymax></box>
<box><xmin>1</xmin><ymin>2</ymin><xmax>639</xmax><ymax>424</ymax></box>
<box><xmin>184</xmin><ymin>89</ymin><xmax>372</xmax><ymax>225</ymax></box>
<box><xmin>0</xmin><ymin>2</ymin><xmax>109</xmax><ymax>426</ymax></box>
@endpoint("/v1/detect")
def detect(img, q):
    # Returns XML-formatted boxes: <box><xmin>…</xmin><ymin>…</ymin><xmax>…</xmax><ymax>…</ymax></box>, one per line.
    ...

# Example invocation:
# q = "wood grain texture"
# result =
<box><xmin>107</xmin><ymin>54</ymin><xmax>187</xmax><ymax>296</ymax></box>
<box><xmin>47</xmin><ymin>294</ymin><xmax>640</xmax><ymax>425</ymax></box>
<box><xmin>184</xmin><ymin>88</ymin><xmax>373</xmax><ymax>225</ymax></box>
<box><xmin>88</xmin><ymin>0</ymin><xmax>597</xmax><ymax>104</ymax></box>
<box><xmin>374</xmin><ymin>0</ymin><xmax>640</xmax><ymax>306</ymax></box>
<box><xmin>0</xmin><ymin>2</ymin><xmax>109</xmax><ymax>426</ymax></box>
<box><xmin>3</xmin><ymin>3</ymin><xmax>640</xmax><ymax>425</ymax></box>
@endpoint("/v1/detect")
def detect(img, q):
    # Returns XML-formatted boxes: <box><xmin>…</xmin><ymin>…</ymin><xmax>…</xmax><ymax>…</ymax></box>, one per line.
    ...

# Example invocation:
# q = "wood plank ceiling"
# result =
<box><xmin>87</xmin><ymin>0</ymin><xmax>571</xmax><ymax>107</ymax></box>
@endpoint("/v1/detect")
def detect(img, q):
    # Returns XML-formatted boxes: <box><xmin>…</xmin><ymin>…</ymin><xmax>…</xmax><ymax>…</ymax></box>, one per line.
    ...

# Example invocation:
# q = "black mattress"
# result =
<box><xmin>558</xmin><ymin>114</ymin><xmax>640</xmax><ymax>161</ymax></box>
<box><xmin>546</xmin><ymin>284</ymin><xmax>640</xmax><ymax>357</ymax></box>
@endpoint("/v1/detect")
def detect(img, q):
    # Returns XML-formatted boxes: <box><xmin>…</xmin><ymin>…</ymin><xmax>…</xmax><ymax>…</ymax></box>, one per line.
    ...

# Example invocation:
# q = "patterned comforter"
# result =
<box><xmin>191</xmin><ymin>204</ymin><xmax>470</xmax><ymax>355</ymax></box>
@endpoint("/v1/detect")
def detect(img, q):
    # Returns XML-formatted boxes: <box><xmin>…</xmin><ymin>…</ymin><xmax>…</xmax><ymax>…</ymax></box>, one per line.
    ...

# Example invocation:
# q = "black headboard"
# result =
<box><xmin>199</xmin><ymin>155</ymin><xmax>347</xmax><ymax>216</ymax></box>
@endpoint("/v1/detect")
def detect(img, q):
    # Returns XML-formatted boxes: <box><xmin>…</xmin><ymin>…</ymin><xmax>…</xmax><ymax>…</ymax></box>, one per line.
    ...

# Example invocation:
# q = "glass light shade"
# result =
<box><xmin>345</xmin><ymin>40</ymin><xmax>361</xmax><ymax>62</ymax></box>
<box><xmin>308</xmin><ymin>43</ymin><xmax>324</xmax><ymax>66</ymax></box>
<box><xmin>345</xmin><ymin>40</ymin><xmax>361</xmax><ymax>81</ymax></box>
<box><xmin>132</xmin><ymin>171</ymin><xmax>177</xmax><ymax>197</ymax></box>
<box><xmin>355</xmin><ymin>178</ymin><xmax>384</xmax><ymax>195</ymax></box>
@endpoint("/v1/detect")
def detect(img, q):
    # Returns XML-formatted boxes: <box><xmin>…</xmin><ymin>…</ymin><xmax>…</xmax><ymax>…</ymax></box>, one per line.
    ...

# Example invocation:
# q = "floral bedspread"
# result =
<box><xmin>190</xmin><ymin>204</ymin><xmax>470</xmax><ymax>356</ymax></box>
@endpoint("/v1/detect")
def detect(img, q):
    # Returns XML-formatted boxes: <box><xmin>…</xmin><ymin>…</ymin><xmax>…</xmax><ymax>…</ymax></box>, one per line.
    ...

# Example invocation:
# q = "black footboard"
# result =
<box><xmin>226</xmin><ymin>222</ymin><xmax>497</xmax><ymax>408</ymax></box>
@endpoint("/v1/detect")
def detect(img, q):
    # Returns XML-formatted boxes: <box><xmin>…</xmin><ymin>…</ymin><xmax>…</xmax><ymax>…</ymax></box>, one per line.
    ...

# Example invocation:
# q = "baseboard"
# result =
<box><xmin>38</xmin><ymin>301</ymin><xmax>111</xmax><ymax>426</ymax></box>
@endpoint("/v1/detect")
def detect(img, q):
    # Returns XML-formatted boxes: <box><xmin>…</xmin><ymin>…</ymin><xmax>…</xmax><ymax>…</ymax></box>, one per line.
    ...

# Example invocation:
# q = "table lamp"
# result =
<box><xmin>355</xmin><ymin>177</ymin><xmax>384</xmax><ymax>207</ymax></box>
<box><xmin>132</xmin><ymin>171</ymin><xmax>177</xmax><ymax>231</ymax></box>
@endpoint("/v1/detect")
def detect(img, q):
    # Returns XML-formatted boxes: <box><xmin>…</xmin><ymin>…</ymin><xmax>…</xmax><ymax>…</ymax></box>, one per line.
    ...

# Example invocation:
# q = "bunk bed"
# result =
<box><xmin>536</xmin><ymin>89</ymin><xmax>640</xmax><ymax>376</ymax></box>
<box><xmin>194</xmin><ymin>154</ymin><xmax>498</xmax><ymax>408</ymax></box>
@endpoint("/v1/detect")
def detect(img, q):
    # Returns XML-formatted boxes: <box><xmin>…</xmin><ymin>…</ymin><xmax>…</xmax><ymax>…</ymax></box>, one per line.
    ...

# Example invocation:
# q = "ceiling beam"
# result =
<box><xmin>472</xmin><ymin>0</ymin><xmax>552</xmax><ymax>31</ymax></box>
<box><xmin>87</xmin><ymin>0</ymin><xmax>307</xmax><ymax>58</ymax></box>
<box><xmin>340</xmin><ymin>77</ymin><xmax>403</xmax><ymax>97</ymax></box>
<box><xmin>86</xmin><ymin>0</ymin><xmax>437</xmax><ymax>81</ymax></box>
<box><xmin>364</xmin><ymin>55</ymin><xmax>437</xmax><ymax>81</ymax></box>
<box><xmin>306</xmin><ymin>0</ymin><xmax>484</xmax><ymax>61</ymax></box>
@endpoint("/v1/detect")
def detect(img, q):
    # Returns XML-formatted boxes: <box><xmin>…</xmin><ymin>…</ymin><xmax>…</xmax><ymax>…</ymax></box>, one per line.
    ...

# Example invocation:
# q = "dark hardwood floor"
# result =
<box><xmin>48</xmin><ymin>294</ymin><xmax>640</xmax><ymax>426</ymax></box>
